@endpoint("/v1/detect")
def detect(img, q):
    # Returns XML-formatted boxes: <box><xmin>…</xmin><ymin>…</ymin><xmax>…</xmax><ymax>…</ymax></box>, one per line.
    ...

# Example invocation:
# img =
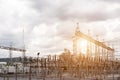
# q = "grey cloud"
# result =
<box><xmin>92</xmin><ymin>27</ymin><xmax>107</xmax><ymax>38</ymax></box>
<box><xmin>54</xmin><ymin>4</ymin><xmax>120</xmax><ymax>22</ymax></box>
<box><xmin>55</xmin><ymin>22</ymin><xmax>76</xmax><ymax>40</ymax></box>
<box><xmin>0</xmin><ymin>31</ymin><xmax>24</xmax><ymax>48</ymax></box>
<box><xmin>61</xmin><ymin>11</ymin><xmax>110</xmax><ymax>22</ymax></box>
<box><xmin>30</xmin><ymin>0</ymin><xmax>120</xmax><ymax>23</ymax></box>
<box><xmin>101</xmin><ymin>0</ymin><xmax>120</xmax><ymax>3</ymax></box>
<box><xmin>112</xmin><ymin>26</ymin><xmax>120</xmax><ymax>32</ymax></box>
<box><xmin>0</xmin><ymin>0</ymin><xmax>39</xmax><ymax>49</ymax></box>
<box><xmin>30</xmin><ymin>0</ymin><xmax>52</xmax><ymax>11</ymax></box>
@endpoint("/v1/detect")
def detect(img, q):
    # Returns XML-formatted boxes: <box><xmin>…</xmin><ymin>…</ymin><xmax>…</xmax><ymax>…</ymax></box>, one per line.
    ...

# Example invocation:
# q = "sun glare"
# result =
<box><xmin>78</xmin><ymin>39</ymin><xmax>87</xmax><ymax>54</ymax></box>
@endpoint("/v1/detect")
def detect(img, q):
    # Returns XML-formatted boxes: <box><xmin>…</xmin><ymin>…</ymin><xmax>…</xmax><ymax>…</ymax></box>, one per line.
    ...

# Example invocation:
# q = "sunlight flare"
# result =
<box><xmin>78</xmin><ymin>39</ymin><xmax>87</xmax><ymax>54</ymax></box>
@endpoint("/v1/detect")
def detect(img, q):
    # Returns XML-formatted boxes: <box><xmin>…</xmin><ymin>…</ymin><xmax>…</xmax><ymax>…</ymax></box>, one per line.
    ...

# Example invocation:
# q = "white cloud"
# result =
<box><xmin>0</xmin><ymin>0</ymin><xmax>120</xmax><ymax>58</ymax></box>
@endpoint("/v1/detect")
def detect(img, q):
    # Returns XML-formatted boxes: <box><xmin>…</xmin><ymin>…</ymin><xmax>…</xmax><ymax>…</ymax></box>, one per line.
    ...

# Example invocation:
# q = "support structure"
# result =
<box><xmin>0</xmin><ymin>46</ymin><xmax>26</xmax><ymax>64</ymax></box>
<box><xmin>73</xmin><ymin>26</ymin><xmax>114</xmax><ymax>60</ymax></box>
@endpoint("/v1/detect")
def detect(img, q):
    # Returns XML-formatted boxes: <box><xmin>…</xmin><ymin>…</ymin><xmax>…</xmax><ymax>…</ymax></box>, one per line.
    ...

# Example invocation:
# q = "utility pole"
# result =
<box><xmin>37</xmin><ymin>52</ymin><xmax>40</xmax><ymax>75</ymax></box>
<box><xmin>15</xmin><ymin>64</ymin><xmax>18</xmax><ymax>80</ymax></box>
<box><xmin>37</xmin><ymin>52</ymin><xmax>40</xmax><ymax>68</ymax></box>
<box><xmin>9</xmin><ymin>45</ymin><xmax>12</xmax><ymax>65</ymax></box>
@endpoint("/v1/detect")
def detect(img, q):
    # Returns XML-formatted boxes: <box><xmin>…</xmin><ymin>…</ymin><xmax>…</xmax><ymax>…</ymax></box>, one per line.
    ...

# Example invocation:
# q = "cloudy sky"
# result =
<box><xmin>0</xmin><ymin>0</ymin><xmax>120</xmax><ymax>58</ymax></box>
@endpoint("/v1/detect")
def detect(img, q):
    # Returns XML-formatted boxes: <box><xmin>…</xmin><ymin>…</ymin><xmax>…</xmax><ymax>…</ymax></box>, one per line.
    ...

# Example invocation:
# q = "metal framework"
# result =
<box><xmin>0</xmin><ymin>46</ymin><xmax>26</xmax><ymax>64</ymax></box>
<box><xmin>73</xmin><ymin>27</ymin><xmax>114</xmax><ymax>60</ymax></box>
